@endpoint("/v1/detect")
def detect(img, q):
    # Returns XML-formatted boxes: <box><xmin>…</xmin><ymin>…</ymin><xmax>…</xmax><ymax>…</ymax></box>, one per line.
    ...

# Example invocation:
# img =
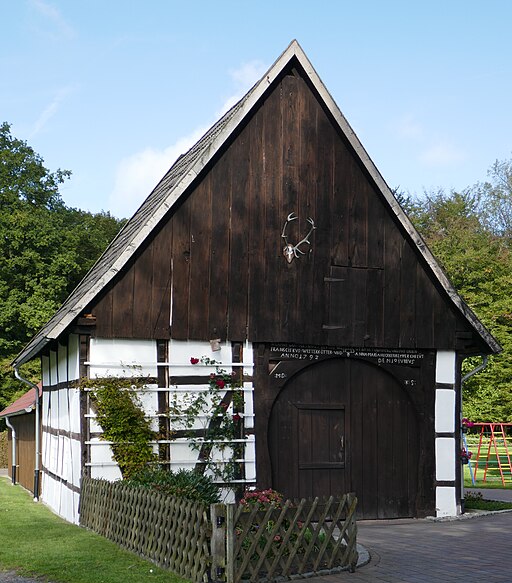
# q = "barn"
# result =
<box><xmin>12</xmin><ymin>41</ymin><xmax>500</xmax><ymax>523</ymax></box>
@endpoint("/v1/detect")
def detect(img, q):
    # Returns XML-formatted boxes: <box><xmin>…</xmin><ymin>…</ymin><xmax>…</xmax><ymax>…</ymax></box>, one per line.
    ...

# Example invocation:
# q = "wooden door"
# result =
<box><xmin>268</xmin><ymin>357</ymin><xmax>419</xmax><ymax>519</ymax></box>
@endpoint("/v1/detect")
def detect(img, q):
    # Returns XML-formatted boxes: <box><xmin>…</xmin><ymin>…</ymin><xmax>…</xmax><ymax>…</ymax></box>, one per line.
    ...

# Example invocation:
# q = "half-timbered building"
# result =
<box><xmin>12</xmin><ymin>41</ymin><xmax>500</xmax><ymax>523</ymax></box>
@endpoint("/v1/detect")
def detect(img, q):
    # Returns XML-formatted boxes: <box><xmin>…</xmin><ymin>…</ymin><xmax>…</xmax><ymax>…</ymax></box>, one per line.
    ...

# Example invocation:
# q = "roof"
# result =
<box><xmin>0</xmin><ymin>384</ymin><xmax>42</xmax><ymax>418</ymax></box>
<box><xmin>12</xmin><ymin>40</ymin><xmax>501</xmax><ymax>366</ymax></box>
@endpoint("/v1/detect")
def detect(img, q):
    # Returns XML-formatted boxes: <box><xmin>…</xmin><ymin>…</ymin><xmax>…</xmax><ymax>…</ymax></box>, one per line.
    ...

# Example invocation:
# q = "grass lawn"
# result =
<box><xmin>464</xmin><ymin>497</ymin><xmax>512</xmax><ymax>511</ymax></box>
<box><xmin>463</xmin><ymin>434</ymin><xmax>512</xmax><ymax>489</ymax></box>
<box><xmin>0</xmin><ymin>477</ymin><xmax>189</xmax><ymax>583</ymax></box>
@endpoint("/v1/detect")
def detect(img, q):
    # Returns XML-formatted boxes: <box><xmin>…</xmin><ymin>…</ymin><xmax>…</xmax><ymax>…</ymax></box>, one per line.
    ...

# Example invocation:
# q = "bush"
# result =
<box><xmin>125</xmin><ymin>468</ymin><xmax>220</xmax><ymax>505</ymax></box>
<box><xmin>0</xmin><ymin>431</ymin><xmax>7</xmax><ymax>468</ymax></box>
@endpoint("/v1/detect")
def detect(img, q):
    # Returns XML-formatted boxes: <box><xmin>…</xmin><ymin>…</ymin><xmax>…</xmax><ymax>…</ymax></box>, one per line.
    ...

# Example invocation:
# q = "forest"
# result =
<box><xmin>0</xmin><ymin>122</ymin><xmax>511</xmax><ymax>422</ymax></box>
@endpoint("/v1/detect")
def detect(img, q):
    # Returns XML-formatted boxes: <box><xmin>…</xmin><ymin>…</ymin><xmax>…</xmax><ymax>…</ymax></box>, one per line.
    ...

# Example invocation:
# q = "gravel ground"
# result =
<box><xmin>0</xmin><ymin>573</ymin><xmax>52</xmax><ymax>583</ymax></box>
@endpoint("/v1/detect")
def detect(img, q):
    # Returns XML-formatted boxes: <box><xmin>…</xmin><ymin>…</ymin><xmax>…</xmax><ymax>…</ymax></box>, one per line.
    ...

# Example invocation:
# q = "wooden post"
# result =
<box><xmin>225</xmin><ymin>504</ymin><xmax>235</xmax><ymax>583</ymax></box>
<box><xmin>210</xmin><ymin>504</ymin><xmax>227</xmax><ymax>582</ymax></box>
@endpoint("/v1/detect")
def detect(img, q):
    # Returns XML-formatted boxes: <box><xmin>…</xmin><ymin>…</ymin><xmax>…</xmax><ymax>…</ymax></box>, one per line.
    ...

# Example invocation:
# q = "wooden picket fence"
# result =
<box><xmin>80</xmin><ymin>478</ymin><xmax>211</xmax><ymax>581</ymax></box>
<box><xmin>79</xmin><ymin>478</ymin><xmax>358</xmax><ymax>583</ymax></box>
<box><xmin>212</xmin><ymin>493</ymin><xmax>358</xmax><ymax>583</ymax></box>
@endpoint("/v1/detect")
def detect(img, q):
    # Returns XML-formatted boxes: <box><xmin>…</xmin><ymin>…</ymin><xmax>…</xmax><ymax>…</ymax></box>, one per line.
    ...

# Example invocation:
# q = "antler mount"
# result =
<box><xmin>281</xmin><ymin>212</ymin><xmax>316</xmax><ymax>263</ymax></box>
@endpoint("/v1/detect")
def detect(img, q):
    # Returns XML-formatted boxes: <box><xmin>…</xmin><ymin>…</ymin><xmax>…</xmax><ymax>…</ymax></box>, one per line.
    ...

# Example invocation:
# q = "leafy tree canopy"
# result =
<box><xmin>0</xmin><ymin>122</ymin><xmax>124</xmax><ymax>412</ymax></box>
<box><xmin>406</xmin><ymin>158</ymin><xmax>512</xmax><ymax>421</ymax></box>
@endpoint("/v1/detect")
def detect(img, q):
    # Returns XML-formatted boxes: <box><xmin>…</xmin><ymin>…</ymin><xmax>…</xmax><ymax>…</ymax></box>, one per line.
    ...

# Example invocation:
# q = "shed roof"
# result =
<box><xmin>0</xmin><ymin>384</ymin><xmax>42</xmax><ymax>418</ymax></box>
<box><xmin>12</xmin><ymin>40</ymin><xmax>501</xmax><ymax>366</ymax></box>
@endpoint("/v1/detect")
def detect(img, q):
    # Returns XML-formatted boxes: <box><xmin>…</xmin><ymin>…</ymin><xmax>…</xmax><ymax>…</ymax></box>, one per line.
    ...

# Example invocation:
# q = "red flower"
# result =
<box><xmin>220</xmin><ymin>402</ymin><xmax>229</xmax><ymax>410</ymax></box>
<box><xmin>216</xmin><ymin>379</ymin><xmax>225</xmax><ymax>389</ymax></box>
<box><xmin>190</xmin><ymin>357</ymin><xmax>199</xmax><ymax>365</ymax></box>
<box><xmin>233</xmin><ymin>413</ymin><xmax>241</xmax><ymax>422</ymax></box>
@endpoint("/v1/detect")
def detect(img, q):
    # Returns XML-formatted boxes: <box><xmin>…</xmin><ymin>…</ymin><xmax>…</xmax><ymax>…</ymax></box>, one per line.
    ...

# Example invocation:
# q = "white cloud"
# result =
<box><xmin>29</xmin><ymin>86</ymin><xmax>75</xmax><ymax>138</ymax></box>
<box><xmin>30</xmin><ymin>0</ymin><xmax>75</xmax><ymax>40</ymax></box>
<box><xmin>396</xmin><ymin>113</ymin><xmax>425</xmax><ymax>141</ymax></box>
<box><xmin>419</xmin><ymin>142</ymin><xmax>466</xmax><ymax>167</ymax></box>
<box><xmin>108</xmin><ymin>128</ymin><xmax>208</xmax><ymax>218</ymax></box>
<box><xmin>218</xmin><ymin>60</ymin><xmax>267</xmax><ymax>115</ymax></box>
<box><xmin>107</xmin><ymin>60</ymin><xmax>267</xmax><ymax>218</ymax></box>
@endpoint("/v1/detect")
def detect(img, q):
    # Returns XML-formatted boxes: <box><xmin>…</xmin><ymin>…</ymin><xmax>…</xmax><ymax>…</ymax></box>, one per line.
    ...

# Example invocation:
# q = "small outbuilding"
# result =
<box><xmin>0</xmin><ymin>384</ymin><xmax>42</xmax><ymax>495</ymax></box>
<box><xmin>12</xmin><ymin>41</ymin><xmax>500</xmax><ymax>523</ymax></box>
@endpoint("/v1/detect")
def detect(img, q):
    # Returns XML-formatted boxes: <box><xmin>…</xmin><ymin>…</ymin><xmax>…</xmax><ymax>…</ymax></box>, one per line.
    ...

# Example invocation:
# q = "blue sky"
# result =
<box><xmin>2</xmin><ymin>0</ymin><xmax>512</xmax><ymax>218</ymax></box>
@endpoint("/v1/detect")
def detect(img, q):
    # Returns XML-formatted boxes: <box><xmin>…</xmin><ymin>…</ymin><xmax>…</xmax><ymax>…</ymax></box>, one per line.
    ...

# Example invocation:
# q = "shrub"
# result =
<box><xmin>0</xmin><ymin>431</ymin><xmax>8</xmax><ymax>468</ymax></box>
<box><xmin>125</xmin><ymin>467</ymin><xmax>220</xmax><ymax>505</ymax></box>
<box><xmin>240</xmin><ymin>488</ymin><xmax>283</xmax><ymax>510</ymax></box>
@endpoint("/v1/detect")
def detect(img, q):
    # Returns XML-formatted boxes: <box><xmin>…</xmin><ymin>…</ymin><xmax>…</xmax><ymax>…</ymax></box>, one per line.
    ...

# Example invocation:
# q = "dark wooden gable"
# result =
<box><xmin>87</xmin><ymin>60</ymin><xmax>484</xmax><ymax>353</ymax></box>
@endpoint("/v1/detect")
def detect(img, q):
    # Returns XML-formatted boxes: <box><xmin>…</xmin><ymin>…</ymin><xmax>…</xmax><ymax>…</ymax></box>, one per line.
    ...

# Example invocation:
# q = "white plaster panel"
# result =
<box><xmin>436</xmin><ymin>486</ymin><xmax>458</xmax><ymax>517</ymax></box>
<box><xmin>137</xmin><ymin>387</ymin><xmax>158</xmax><ymax>418</ymax></box>
<box><xmin>69</xmin><ymin>388</ymin><xmax>82</xmax><ymax>435</ymax></box>
<box><xmin>435</xmin><ymin>389</ymin><xmax>455</xmax><ymax>433</ymax></box>
<box><xmin>91</xmin><ymin>465</ymin><xmax>122</xmax><ymax>481</ymax></box>
<box><xmin>67</xmin><ymin>334</ymin><xmax>80</xmax><ymax>381</ymax></box>
<box><xmin>436</xmin><ymin>437</ymin><xmax>455</xmax><ymax>481</ymax></box>
<box><xmin>169</xmin><ymin>339</ymin><xmax>254</xmax><ymax>377</ymax></box>
<box><xmin>89</xmin><ymin>338</ymin><xmax>157</xmax><ymax>377</ymax></box>
<box><xmin>45</xmin><ymin>391</ymin><xmax>54</xmax><ymax>429</ymax></box>
<box><xmin>169</xmin><ymin>441</ymin><xmax>196</xmax><ymax>461</ymax></box>
<box><xmin>58</xmin><ymin>388</ymin><xmax>70</xmax><ymax>432</ymax></box>
<box><xmin>42</xmin><ymin>431</ymin><xmax>50</xmax><ymax>470</ymax></box>
<box><xmin>69</xmin><ymin>439</ymin><xmax>82</xmax><ymax>488</ymax></box>
<box><xmin>58</xmin><ymin>435</ymin><xmax>66</xmax><ymax>478</ymax></box>
<box><xmin>42</xmin><ymin>356</ymin><xmax>50</xmax><ymax>387</ymax></box>
<box><xmin>89</xmin><ymin>417</ymin><xmax>102</xmax><ymax>433</ymax></box>
<box><xmin>49</xmin><ymin>351</ymin><xmax>58</xmax><ymax>386</ymax></box>
<box><xmin>41</xmin><ymin>473</ymin><xmax>80</xmax><ymax>524</ymax></box>
<box><xmin>42</xmin><ymin>392</ymin><xmax>51</xmax><ymax>427</ymax></box>
<box><xmin>243</xmin><ymin>382</ymin><xmax>254</xmax><ymax>428</ymax></box>
<box><xmin>89</xmin><ymin>440</ymin><xmax>115</xmax><ymax>464</ymax></box>
<box><xmin>48</xmin><ymin>434</ymin><xmax>58</xmax><ymax>475</ymax></box>
<box><xmin>58</xmin><ymin>343</ymin><xmax>68</xmax><ymax>384</ymax></box>
<box><xmin>436</xmin><ymin>351</ymin><xmax>456</xmax><ymax>384</ymax></box>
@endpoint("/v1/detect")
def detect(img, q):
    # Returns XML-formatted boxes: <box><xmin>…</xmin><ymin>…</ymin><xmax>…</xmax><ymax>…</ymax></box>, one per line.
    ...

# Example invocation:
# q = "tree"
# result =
<box><xmin>476</xmin><ymin>157</ymin><xmax>512</xmax><ymax>240</ymax></box>
<box><xmin>407</xmin><ymin>185</ymin><xmax>512</xmax><ymax>421</ymax></box>
<box><xmin>0</xmin><ymin>123</ymin><xmax>125</xmax><ymax>413</ymax></box>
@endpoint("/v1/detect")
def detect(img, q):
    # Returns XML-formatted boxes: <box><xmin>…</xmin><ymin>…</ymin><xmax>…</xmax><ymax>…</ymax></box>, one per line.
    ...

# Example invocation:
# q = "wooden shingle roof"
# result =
<box><xmin>12</xmin><ymin>40</ymin><xmax>500</xmax><ymax>366</ymax></box>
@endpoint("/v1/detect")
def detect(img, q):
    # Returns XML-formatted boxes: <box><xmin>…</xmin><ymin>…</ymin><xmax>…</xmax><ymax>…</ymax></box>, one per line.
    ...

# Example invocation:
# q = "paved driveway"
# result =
<box><xmin>313</xmin><ymin>511</ymin><xmax>512</xmax><ymax>583</ymax></box>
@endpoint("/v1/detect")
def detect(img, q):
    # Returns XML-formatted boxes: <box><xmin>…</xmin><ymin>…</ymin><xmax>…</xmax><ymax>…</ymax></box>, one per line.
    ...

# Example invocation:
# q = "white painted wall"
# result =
<box><xmin>434</xmin><ymin>350</ymin><xmax>459</xmax><ymax>518</ymax></box>
<box><xmin>435</xmin><ymin>389</ymin><xmax>455</xmax><ymax>433</ymax></box>
<box><xmin>85</xmin><ymin>338</ymin><xmax>256</xmax><ymax>500</ymax></box>
<box><xmin>436</xmin><ymin>351</ymin><xmax>456</xmax><ymax>384</ymax></box>
<box><xmin>88</xmin><ymin>338</ymin><xmax>157</xmax><ymax>377</ymax></box>
<box><xmin>40</xmin><ymin>335</ymin><xmax>82</xmax><ymax>524</ymax></box>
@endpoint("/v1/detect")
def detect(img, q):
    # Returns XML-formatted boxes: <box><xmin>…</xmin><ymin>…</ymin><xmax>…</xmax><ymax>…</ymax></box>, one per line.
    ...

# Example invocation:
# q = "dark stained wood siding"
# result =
<box><xmin>7</xmin><ymin>413</ymin><xmax>41</xmax><ymax>495</ymax></box>
<box><xmin>88</xmin><ymin>65</ymin><xmax>478</xmax><ymax>351</ymax></box>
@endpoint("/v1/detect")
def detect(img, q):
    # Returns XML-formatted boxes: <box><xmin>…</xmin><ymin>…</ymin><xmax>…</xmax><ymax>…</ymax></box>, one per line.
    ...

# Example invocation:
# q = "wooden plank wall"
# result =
<box><xmin>89</xmin><ymin>65</ymin><xmax>476</xmax><ymax>351</ymax></box>
<box><xmin>7</xmin><ymin>414</ymin><xmax>40</xmax><ymax>494</ymax></box>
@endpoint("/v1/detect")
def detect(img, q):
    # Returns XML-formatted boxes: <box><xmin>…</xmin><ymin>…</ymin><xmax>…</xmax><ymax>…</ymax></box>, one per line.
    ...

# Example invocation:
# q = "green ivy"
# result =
<box><xmin>83</xmin><ymin>376</ymin><xmax>157</xmax><ymax>479</ymax></box>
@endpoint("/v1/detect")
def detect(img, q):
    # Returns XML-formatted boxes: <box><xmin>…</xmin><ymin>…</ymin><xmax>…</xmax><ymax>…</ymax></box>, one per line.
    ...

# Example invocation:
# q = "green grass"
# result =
<box><xmin>463</xmin><ymin>435</ymin><xmax>512</xmax><ymax>488</ymax></box>
<box><xmin>464</xmin><ymin>498</ymin><xmax>512</xmax><ymax>511</ymax></box>
<box><xmin>0</xmin><ymin>477</ymin><xmax>189</xmax><ymax>583</ymax></box>
<box><xmin>464</xmin><ymin>491</ymin><xmax>512</xmax><ymax>511</ymax></box>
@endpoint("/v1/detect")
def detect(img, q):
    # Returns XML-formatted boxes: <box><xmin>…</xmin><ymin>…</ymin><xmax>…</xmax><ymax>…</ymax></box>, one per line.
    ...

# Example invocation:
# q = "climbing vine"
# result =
<box><xmin>168</xmin><ymin>356</ymin><xmax>245</xmax><ymax>483</ymax></box>
<box><xmin>83</xmin><ymin>376</ymin><xmax>157</xmax><ymax>479</ymax></box>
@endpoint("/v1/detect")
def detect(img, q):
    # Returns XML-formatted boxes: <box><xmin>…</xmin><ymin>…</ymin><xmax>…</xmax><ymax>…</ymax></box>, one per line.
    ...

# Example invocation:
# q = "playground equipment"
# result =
<box><xmin>466</xmin><ymin>423</ymin><xmax>512</xmax><ymax>486</ymax></box>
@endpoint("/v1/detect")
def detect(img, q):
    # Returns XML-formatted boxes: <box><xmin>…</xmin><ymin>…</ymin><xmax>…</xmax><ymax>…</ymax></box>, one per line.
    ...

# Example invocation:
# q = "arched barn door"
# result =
<box><xmin>268</xmin><ymin>358</ymin><xmax>419</xmax><ymax>519</ymax></box>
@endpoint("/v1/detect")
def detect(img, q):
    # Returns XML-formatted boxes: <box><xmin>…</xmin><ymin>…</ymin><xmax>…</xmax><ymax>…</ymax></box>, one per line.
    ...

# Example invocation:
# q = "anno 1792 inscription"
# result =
<box><xmin>270</xmin><ymin>344</ymin><xmax>424</xmax><ymax>367</ymax></box>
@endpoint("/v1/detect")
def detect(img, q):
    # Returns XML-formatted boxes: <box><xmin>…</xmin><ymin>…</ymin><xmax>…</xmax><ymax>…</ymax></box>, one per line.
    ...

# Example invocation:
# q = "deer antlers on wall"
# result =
<box><xmin>281</xmin><ymin>212</ymin><xmax>316</xmax><ymax>263</ymax></box>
